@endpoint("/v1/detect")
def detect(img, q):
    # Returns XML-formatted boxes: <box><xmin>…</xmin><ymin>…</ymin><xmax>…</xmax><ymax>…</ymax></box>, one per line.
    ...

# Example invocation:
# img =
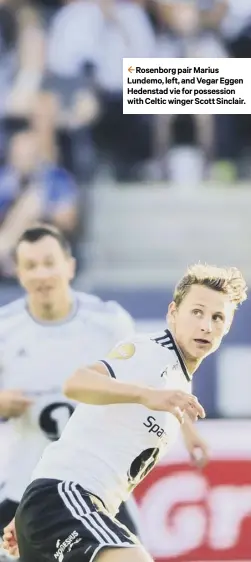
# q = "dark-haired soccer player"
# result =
<box><xmin>0</xmin><ymin>224</ymin><xmax>137</xmax><ymax>542</ymax></box>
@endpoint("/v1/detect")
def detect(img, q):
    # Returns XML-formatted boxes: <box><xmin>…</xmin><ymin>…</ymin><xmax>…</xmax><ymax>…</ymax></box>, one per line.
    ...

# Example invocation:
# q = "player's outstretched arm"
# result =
<box><xmin>63</xmin><ymin>363</ymin><xmax>205</xmax><ymax>423</ymax></box>
<box><xmin>181</xmin><ymin>414</ymin><xmax>209</xmax><ymax>467</ymax></box>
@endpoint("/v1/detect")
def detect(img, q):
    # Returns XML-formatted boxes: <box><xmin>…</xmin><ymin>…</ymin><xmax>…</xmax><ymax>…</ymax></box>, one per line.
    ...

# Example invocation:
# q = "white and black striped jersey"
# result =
<box><xmin>0</xmin><ymin>291</ymin><xmax>134</xmax><ymax>502</ymax></box>
<box><xmin>32</xmin><ymin>329</ymin><xmax>192</xmax><ymax>515</ymax></box>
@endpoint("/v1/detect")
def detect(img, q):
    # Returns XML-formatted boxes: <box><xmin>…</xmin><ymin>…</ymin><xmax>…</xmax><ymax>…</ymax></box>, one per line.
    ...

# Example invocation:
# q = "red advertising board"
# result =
<box><xmin>134</xmin><ymin>421</ymin><xmax>251</xmax><ymax>561</ymax></box>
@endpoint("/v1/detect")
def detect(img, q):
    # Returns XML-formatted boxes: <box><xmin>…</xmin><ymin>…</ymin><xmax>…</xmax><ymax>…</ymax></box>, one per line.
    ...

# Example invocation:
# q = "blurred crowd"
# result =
<box><xmin>0</xmin><ymin>0</ymin><xmax>250</xmax><ymax>281</ymax></box>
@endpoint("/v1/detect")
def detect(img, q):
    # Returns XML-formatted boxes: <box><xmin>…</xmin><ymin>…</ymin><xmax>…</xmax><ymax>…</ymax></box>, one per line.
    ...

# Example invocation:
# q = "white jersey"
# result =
<box><xmin>32</xmin><ymin>329</ymin><xmax>192</xmax><ymax>515</ymax></box>
<box><xmin>0</xmin><ymin>291</ymin><xmax>134</xmax><ymax>502</ymax></box>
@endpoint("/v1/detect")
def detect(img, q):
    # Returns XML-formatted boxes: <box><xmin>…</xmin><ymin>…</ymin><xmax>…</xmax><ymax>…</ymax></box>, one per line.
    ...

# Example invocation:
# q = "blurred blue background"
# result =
<box><xmin>0</xmin><ymin>0</ymin><xmax>250</xmax><ymax>421</ymax></box>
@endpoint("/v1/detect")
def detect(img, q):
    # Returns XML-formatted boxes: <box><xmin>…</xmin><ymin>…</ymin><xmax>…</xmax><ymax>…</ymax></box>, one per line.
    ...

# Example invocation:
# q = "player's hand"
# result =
<box><xmin>183</xmin><ymin>428</ymin><xmax>210</xmax><ymax>468</ymax></box>
<box><xmin>2</xmin><ymin>518</ymin><xmax>19</xmax><ymax>557</ymax></box>
<box><xmin>0</xmin><ymin>389</ymin><xmax>33</xmax><ymax>418</ymax></box>
<box><xmin>142</xmin><ymin>389</ymin><xmax>205</xmax><ymax>423</ymax></box>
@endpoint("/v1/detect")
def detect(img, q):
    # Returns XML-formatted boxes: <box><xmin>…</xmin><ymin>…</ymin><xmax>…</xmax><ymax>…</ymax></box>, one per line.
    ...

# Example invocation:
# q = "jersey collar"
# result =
<box><xmin>25</xmin><ymin>290</ymin><xmax>79</xmax><ymax>326</ymax></box>
<box><xmin>165</xmin><ymin>329</ymin><xmax>191</xmax><ymax>382</ymax></box>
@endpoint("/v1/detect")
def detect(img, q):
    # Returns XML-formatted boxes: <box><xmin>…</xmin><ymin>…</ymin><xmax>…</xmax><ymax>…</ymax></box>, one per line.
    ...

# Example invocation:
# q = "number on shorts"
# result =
<box><xmin>127</xmin><ymin>447</ymin><xmax>160</xmax><ymax>491</ymax></box>
<box><xmin>39</xmin><ymin>402</ymin><xmax>75</xmax><ymax>441</ymax></box>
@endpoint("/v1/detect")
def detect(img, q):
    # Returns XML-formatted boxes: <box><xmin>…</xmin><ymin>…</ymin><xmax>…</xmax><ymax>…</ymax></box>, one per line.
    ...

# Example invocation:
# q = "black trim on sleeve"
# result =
<box><xmin>99</xmin><ymin>360</ymin><xmax>116</xmax><ymax>379</ymax></box>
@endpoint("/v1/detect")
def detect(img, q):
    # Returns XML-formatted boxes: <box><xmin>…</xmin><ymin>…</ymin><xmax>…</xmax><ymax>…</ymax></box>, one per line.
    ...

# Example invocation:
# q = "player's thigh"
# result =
<box><xmin>95</xmin><ymin>545</ymin><xmax>153</xmax><ymax>562</ymax></box>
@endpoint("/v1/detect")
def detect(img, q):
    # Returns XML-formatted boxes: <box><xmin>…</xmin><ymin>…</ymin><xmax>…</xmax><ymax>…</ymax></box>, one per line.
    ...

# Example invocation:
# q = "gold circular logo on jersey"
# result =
<box><xmin>108</xmin><ymin>343</ymin><xmax>135</xmax><ymax>360</ymax></box>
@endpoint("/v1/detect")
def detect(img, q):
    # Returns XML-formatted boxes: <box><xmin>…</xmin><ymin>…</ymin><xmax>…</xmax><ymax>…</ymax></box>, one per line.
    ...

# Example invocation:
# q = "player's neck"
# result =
<box><xmin>181</xmin><ymin>355</ymin><xmax>203</xmax><ymax>376</ymax></box>
<box><xmin>168</xmin><ymin>327</ymin><xmax>202</xmax><ymax>376</ymax></box>
<box><xmin>28</xmin><ymin>292</ymin><xmax>74</xmax><ymax>322</ymax></box>
<box><xmin>174</xmin><ymin>338</ymin><xmax>203</xmax><ymax>375</ymax></box>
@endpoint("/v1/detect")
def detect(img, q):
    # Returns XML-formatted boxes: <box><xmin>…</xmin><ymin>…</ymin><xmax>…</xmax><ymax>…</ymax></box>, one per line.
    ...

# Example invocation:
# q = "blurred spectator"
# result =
<box><xmin>147</xmin><ymin>0</ymin><xmax>228</xmax><ymax>183</ymax></box>
<box><xmin>92</xmin><ymin>0</ymin><xmax>155</xmax><ymax>181</ymax></box>
<box><xmin>31</xmin><ymin>0</ymin><xmax>156</xmax><ymax>182</ymax></box>
<box><xmin>0</xmin><ymin>129</ymin><xmax>80</xmax><ymax>281</ymax></box>
<box><xmin>220</xmin><ymin>0</ymin><xmax>251</xmax><ymax>57</ymax></box>
<box><xmin>0</xmin><ymin>0</ymin><xmax>18</xmax><ymax>119</ymax></box>
<box><xmin>30</xmin><ymin>0</ymin><xmax>63</xmax><ymax>23</ymax></box>
<box><xmin>4</xmin><ymin>4</ymin><xmax>45</xmax><ymax>121</ymax></box>
<box><xmin>214</xmin><ymin>0</ymin><xmax>251</xmax><ymax>180</ymax></box>
<box><xmin>31</xmin><ymin>0</ymin><xmax>103</xmax><ymax>180</ymax></box>
<box><xmin>0</xmin><ymin>0</ymin><xmax>18</xmax><ymax>161</ymax></box>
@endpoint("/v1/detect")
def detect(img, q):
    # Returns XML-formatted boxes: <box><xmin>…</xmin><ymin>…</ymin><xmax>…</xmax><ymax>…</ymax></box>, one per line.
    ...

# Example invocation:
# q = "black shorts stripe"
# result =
<box><xmin>66</xmin><ymin>482</ymin><xmax>123</xmax><ymax>545</ymax></box>
<box><xmin>60</xmin><ymin>481</ymin><xmax>134</xmax><ymax>547</ymax></box>
<box><xmin>74</xmin><ymin>485</ymin><xmax>134</xmax><ymax>541</ymax></box>
<box><xmin>59</xmin><ymin>481</ymin><xmax>117</xmax><ymax>545</ymax></box>
<box><xmin>99</xmin><ymin>360</ymin><xmax>116</xmax><ymax>379</ymax></box>
<box><xmin>70</xmin><ymin>487</ymin><xmax>119</xmax><ymax>544</ymax></box>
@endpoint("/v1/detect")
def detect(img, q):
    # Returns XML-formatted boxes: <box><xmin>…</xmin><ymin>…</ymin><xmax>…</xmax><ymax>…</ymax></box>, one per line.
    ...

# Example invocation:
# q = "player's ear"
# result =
<box><xmin>68</xmin><ymin>256</ymin><xmax>76</xmax><ymax>281</ymax></box>
<box><xmin>167</xmin><ymin>301</ymin><xmax>177</xmax><ymax>325</ymax></box>
<box><xmin>224</xmin><ymin>315</ymin><xmax>234</xmax><ymax>335</ymax></box>
<box><xmin>15</xmin><ymin>263</ymin><xmax>24</xmax><ymax>287</ymax></box>
<box><xmin>224</xmin><ymin>307</ymin><xmax>235</xmax><ymax>335</ymax></box>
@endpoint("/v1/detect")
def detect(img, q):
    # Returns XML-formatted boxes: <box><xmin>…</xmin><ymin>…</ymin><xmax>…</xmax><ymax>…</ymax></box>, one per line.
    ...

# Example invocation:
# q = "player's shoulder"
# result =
<box><xmin>0</xmin><ymin>297</ymin><xmax>27</xmax><ymax>336</ymax></box>
<box><xmin>130</xmin><ymin>329</ymin><xmax>174</xmax><ymax>346</ymax></box>
<box><xmin>108</xmin><ymin>330</ymin><xmax>191</xmax><ymax>385</ymax></box>
<box><xmin>75</xmin><ymin>291</ymin><xmax>134</xmax><ymax>331</ymax></box>
<box><xmin>109</xmin><ymin>330</ymin><xmax>174</xmax><ymax>357</ymax></box>
<box><xmin>106</xmin><ymin>331</ymin><xmax>177</xmax><ymax>382</ymax></box>
<box><xmin>75</xmin><ymin>291</ymin><xmax>123</xmax><ymax>314</ymax></box>
<box><xmin>0</xmin><ymin>297</ymin><xmax>26</xmax><ymax>320</ymax></box>
<box><xmin>118</xmin><ymin>329</ymin><xmax>181</xmax><ymax>365</ymax></box>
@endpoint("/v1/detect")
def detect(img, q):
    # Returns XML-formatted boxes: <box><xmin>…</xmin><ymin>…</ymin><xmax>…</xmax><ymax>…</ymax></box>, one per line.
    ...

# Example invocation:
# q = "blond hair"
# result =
<box><xmin>174</xmin><ymin>263</ymin><xmax>247</xmax><ymax>308</ymax></box>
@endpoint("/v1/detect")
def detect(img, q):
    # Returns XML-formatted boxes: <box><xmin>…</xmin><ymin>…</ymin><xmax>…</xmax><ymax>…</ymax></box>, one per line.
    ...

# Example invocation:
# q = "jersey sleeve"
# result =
<box><xmin>0</xmin><ymin>299</ymin><xmax>25</xmax><ymax>388</ymax></box>
<box><xmin>99</xmin><ymin>336</ymin><xmax>168</xmax><ymax>387</ymax></box>
<box><xmin>111</xmin><ymin>306</ymin><xmax>135</xmax><ymax>342</ymax></box>
<box><xmin>0</xmin><ymin>327</ymin><xmax>7</xmax><ymax>388</ymax></box>
<box><xmin>103</xmin><ymin>300</ymin><xmax>136</xmax><ymax>344</ymax></box>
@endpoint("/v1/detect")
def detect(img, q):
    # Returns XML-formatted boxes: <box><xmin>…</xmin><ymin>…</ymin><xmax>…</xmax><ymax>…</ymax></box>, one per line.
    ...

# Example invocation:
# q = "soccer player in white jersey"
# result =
<box><xmin>3</xmin><ymin>263</ymin><xmax>246</xmax><ymax>562</ymax></box>
<box><xmin>0</xmin><ymin>225</ymin><xmax>209</xmax><ymax>554</ymax></box>
<box><xmin>0</xmin><ymin>223</ymin><xmax>139</xmax><ymax>543</ymax></box>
